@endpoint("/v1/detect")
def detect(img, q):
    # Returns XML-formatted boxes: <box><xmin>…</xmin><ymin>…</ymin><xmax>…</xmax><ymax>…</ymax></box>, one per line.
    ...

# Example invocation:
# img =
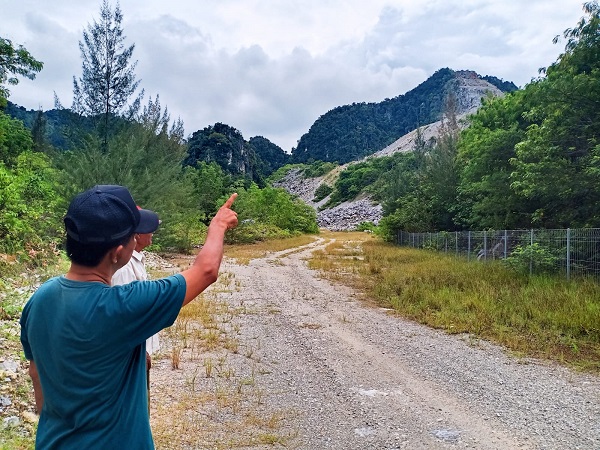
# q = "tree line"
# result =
<box><xmin>3</xmin><ymin>0</ymin><xmax>600</xmax><ymax>265</ymax></box>
<box><xmin>0</xmin><ymin>0</ymin><xmax>314</xmax><ymax>271</ymax></box>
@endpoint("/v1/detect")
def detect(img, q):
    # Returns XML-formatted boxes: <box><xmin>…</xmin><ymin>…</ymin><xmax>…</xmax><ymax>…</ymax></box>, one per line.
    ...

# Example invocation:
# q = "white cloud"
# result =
<box><xmin>2</xmin><ymin>0</ymin><xmax>588</xmax><ymax>151</ymax></box>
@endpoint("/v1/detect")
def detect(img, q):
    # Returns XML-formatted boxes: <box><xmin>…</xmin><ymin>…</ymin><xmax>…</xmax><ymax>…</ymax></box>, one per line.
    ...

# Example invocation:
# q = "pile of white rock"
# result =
<box><xmin>317</xmin><ymin>198</ymin><xmax>382</xmax><ymax>231</ymax></box>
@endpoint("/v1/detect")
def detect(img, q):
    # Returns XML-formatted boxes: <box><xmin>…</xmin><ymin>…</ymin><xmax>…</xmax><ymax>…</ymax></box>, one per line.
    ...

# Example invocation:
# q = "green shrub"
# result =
<box><xmin>503</xmin><ymin>243</ymin><xmax>560</xmax><ymax>275</ymax></box>
<box><xmin>0</xmin><ymin>151</ymin><xmax>64</xmax><ymax>257</ymax></box>
<box><xmin>225</xmin><ymin>222</ymin><xmax>295</xmax><ymax>244</ymax></box>
<box><xmin>218</xmin><ymin>183</ymin><xmax>320</xmax><ymax>244</ymax></box>
<box><xmin>313</xmin><ymin>183</ymin><xmax>333</xmax><ymax>202</ymax></box>
<box><xmin>303</xmin><ymin>161</ymin><xmax>337</xmax><ymax>178</ymax></box>
<box><xmin>355</xmin><ymin>221</ymin><xmax>377</xmax><ymax>232</ymax></box>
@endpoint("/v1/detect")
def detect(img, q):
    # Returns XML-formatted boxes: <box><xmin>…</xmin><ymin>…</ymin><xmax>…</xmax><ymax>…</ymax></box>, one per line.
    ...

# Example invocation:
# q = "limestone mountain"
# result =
<box><xmin>276</xmin><ymin>68</ymin><xmax>515</xmax><ymax>230</ymax></box>
<box><xmin>184</xmin><ymin>122</ymin><xmax>289</xmax><ymax>183</ymax></box>
<box><xmin>290</xmin><ymin>68</ymin><xmax>516</xmax><ymax>165</ymax></box>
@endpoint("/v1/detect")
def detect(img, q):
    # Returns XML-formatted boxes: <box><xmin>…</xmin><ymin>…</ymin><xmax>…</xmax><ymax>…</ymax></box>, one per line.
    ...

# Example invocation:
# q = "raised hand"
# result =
<box><xmin>211</xmin><ymin>193</ymin><xmax>238</xmax><ymax>230</ymax></box>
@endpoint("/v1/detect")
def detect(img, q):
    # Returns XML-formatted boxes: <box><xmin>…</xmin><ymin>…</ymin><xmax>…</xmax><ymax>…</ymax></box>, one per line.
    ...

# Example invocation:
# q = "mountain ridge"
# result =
<box><xmin>290</xmin><ymin>68</ymin><xmax>514</xmax><ymax>165</ymax></box>
<box><xmin>275</xmin><ymin>69</ymin><xmax>511</xmax><ymax>230</ymax></box>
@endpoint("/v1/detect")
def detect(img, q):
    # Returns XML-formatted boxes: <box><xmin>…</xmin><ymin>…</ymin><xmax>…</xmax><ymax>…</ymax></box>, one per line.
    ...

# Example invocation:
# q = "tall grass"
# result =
<box><xmin>310</xmin><ymin>234</ymin><xmax>600</xmax><ymax>373</ymax></box>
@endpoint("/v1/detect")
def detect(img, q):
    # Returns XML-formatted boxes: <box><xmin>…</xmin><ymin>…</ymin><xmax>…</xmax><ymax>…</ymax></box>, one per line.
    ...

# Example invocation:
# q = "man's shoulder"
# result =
<box><xmin>112</xmin><ymin>262</ymin><xmax>137</xmax><ymax>285</ymax></box>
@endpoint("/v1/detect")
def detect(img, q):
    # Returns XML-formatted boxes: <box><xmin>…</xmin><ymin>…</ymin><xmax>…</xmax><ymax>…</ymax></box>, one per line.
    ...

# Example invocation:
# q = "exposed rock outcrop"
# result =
<box><xmin>274</xmin><ymin>168</ymin><xmax>382</xmax><ymax>230</ymax></box>
<box><xmin>276</xmin><ymin>70</ymin><xmax>506</xmax><ymax>230</ymax></box>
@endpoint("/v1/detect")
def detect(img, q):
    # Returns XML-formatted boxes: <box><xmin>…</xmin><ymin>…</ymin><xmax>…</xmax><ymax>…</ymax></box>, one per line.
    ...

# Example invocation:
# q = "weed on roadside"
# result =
<box><xmin>308</xmin><ymin>232</ymin><xmax>600</xmax><ymax>374</ymax></box>
<box><xmin>150</xmin><ymin>263</ymin><xmax>298</xmax><ymax>448</ymax></box>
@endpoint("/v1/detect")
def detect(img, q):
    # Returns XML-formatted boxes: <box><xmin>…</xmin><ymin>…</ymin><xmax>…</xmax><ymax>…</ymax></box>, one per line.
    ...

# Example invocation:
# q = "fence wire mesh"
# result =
<box><xmin>394</xmin><ymin>228</ymin><xmax>600</xmax><ymax>279</ymax></box>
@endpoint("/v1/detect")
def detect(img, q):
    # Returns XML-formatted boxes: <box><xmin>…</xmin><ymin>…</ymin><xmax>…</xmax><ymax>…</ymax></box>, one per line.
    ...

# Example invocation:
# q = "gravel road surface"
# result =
<box><xmin>150</xmin><ymin>236</ymin><xmax>600</xmax><ymax>449</ymax></box>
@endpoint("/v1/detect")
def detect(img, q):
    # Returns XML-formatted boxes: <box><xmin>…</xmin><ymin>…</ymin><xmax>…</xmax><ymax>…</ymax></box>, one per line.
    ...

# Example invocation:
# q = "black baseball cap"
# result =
<box><xmin>64</xmin><ymin>185</ymin><xmax>142</xmax><ymax>244</ymax></box>
<box><xmin>136</xmin><ymin>207</ymin><xmax>161</xmax><ymax>234</ymax></box>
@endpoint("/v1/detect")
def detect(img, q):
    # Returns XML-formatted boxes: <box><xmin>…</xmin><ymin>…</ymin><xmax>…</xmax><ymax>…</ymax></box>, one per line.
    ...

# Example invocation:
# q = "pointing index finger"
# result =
<box><xmin>223</xmin><ymin>193</ymin><xmax>238</xmax><ymax>209</ymax></box>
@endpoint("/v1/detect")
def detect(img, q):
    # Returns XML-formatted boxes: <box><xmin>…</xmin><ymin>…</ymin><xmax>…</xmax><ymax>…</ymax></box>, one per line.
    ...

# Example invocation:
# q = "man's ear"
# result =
<box><xmin>109</xmin><ymin>245</ymin><xmax>125</xmax><ymax>265</ymax></box>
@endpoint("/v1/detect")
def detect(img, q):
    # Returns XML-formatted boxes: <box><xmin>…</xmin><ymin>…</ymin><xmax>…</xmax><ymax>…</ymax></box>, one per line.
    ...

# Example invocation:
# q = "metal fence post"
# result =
<box><xmin>504</xmin><ymin>229</ymin><xmax>508</xmax><ymax>259</ymax></box>
<box><xmin>468</xmin><ymin>231</ymin><xmax>471</xmax><ymax>261</ymax></box>
<box><xmin>530</xmin><ymin>229</ymin><xmax>534</xmax><ymax>275</ymax></box>
<box><xmin>483</xmin><ymin>230</ymin><xmax>488</xmax><ymax>261</ymax></box>
<box><xmin>566</xmin><ymin>228</ymin><xmax>571</xmax><ymax>281</ymax></box>
<box><xmin>455</xmin><ymin>231</ymin><xmax>458</xmax><ymax>258</ymax></box>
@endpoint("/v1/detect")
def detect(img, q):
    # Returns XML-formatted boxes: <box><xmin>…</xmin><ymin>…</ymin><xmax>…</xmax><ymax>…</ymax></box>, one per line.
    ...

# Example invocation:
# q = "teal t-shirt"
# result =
<box><xmin>20</xmin><ymin>274</ymin><xmax>186</xmax><ymax>449</ymax></box>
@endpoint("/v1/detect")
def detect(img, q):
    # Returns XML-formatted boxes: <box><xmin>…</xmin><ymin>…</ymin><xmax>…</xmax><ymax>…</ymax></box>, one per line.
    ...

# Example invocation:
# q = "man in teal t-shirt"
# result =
<box><xmin>20</xmin><ymin>185</ymin><xmax>238</xmax><ymax>449</ymax></box>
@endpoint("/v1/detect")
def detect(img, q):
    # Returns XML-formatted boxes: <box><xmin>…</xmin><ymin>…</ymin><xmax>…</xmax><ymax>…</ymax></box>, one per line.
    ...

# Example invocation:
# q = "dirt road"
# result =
<box><xmin>150</xmin><ymin>236</ymin><xmax>600</xmax><ymax>449</ymax></box>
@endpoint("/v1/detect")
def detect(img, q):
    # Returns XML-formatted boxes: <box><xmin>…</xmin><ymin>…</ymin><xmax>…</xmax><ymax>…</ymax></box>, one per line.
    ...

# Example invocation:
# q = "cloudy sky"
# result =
<box><xmin>3</xmin><ymin>0</ymin><xmax>587</xmax><ymax>151</ymax></box>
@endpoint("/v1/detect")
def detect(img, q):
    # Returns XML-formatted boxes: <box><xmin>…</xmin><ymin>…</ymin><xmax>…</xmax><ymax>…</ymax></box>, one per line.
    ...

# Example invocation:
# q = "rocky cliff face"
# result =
<box><xmin>275</xmin><ymin>70</ymin><xmax>506</xmax><ymax>230</ymax></box>
<box><xmin>373</xmin><ymin>70</ymin><xmax>502</xmax><ymax>158</ymax></box>
<box><xmin>273</xmin><ymin>168</ymin><xmax>383</xmax><ymax>231</ymax></box>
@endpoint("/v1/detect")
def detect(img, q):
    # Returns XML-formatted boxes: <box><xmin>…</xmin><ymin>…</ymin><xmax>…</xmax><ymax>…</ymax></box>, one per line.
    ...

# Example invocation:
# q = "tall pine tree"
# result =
<box><xmin>72</xmin><ymin>0</ymin><xmax>143</xmax><ymax>150</ymax></box>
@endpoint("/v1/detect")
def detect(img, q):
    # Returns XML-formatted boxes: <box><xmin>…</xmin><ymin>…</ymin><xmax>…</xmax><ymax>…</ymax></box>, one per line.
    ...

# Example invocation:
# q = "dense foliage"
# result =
<box><xmin>185</xmin><ymin>122</ymin><xmax>260</xmax><ymax>183</ymax></box>
<box><xmin>226</xmin><ymin>184</ymin><xmax>319</xmax><ymax>243</ymax></box>
<box><xmin>6</xmin><ymin>102</ymin><xmax>101</xmax><ymax>150</ymax></box>
<box><xmin>456</xmin><ymin>1</ymin><xmax>600</xmax><ymax>230</ymax></box>
<box><xmin>185</xmin><ymin>123</ymin><xmax>290</xmax><ymax>183</ymax></box>
<box><xmin>323</xmin><ymin>157</ymin><xmax>395</xmax><ymax>208</ymax></box>
<box><xmin>248</xmin><ymin>136</ymin><xmax>290</xmax><ymax>177</ymax></box>
<box><xmin>0</xmin><ymin>110</ymin><xmax>63</xmax><ymax>262</ymax></box>
<box><xmin>302</xmin><ymin>160</ymin><xmax>337</xmax><ymax>178</ymax></box>
<box><xmin>481</xmin><ymin>75</ymin><xmax>520</xmax><ymax>92</ymax></box>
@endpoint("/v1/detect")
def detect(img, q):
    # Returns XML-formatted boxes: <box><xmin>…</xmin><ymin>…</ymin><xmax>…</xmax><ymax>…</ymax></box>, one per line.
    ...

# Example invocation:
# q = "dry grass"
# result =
<box><xmin>150</xmin><ymin>265</ymin><xmax>298</xmax><ymax>449</ymax></box>
<box><xmin>308</xmin><ymin>233</ymin><xmax>600</xmax><ymax>373</ymax></box>
<box><xmin>226</xmin><ymin>235</ymin><xmax>318</xmax><ymax>265</ymax></box>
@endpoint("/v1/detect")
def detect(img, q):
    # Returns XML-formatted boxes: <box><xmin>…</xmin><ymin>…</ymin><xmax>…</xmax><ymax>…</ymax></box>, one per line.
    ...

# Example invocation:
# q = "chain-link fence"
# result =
<box><xmin>394</xmin><ymin>228</ymin><xmax>600</xmax><ymax>280</ymax></box>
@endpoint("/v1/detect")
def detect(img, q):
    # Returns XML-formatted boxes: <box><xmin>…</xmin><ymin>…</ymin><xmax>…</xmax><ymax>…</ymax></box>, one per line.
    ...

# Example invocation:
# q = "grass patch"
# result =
<box><xmin>309</xmin><ymin>233</ymin><xmax>600</xmax><ymax>373</ymax></box>
<box><xmin>152</xmin><ymin>272</ymin><xmax>297</xmax><ymax>448</ymax></box>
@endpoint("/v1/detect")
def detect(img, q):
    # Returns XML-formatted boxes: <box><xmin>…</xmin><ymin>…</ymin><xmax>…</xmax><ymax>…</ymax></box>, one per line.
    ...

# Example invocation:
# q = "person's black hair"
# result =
<box><xmin>65</xmin><ymin>233</ymin><xmax>134</xmax><ymax>267</ymax></box>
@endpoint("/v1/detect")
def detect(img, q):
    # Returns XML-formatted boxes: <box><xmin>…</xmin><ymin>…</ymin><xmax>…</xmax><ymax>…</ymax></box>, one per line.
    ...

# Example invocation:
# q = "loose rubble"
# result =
<box><xmin>273</xmin><ymin>168</ymin><xmax>382</xmax><ymax>231</ymax></box>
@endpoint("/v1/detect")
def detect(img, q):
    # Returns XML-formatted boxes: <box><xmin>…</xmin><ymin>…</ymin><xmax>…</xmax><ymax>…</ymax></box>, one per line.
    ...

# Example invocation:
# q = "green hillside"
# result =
<box><xmin>290</xmin><ymin>68</ymin><xmax>516</xmax><ymax>164</ymax></box>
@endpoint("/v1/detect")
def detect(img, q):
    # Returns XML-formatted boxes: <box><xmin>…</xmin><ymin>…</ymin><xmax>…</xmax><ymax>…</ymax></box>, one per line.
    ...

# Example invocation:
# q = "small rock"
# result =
<box><xmin>22</xmin><ymin>411</ymin><xmax>38</xmax><ymax>424</ymax></box>
<box><xmin>3</xmin><ymin>416</ymin><xmax>20</xmax><ymax>428</ymax></box>
<box><xmin>0</xmin><ymin>359</ymin><xmax>18</xmax><ymax>373</ymax></box>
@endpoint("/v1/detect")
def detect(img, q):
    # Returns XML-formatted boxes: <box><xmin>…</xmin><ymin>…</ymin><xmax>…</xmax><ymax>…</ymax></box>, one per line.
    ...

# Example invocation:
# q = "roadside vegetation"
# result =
<box><xmin>310</xmin><ymin>232</ymin><xmax>600</xmax><ymax>373</ymax></box>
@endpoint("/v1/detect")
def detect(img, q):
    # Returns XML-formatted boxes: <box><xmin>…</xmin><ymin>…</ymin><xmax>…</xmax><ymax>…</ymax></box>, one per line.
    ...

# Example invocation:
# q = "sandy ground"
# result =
<box><xmin>147</xmin><ymin>236</ymin><xmax>600</xmax><ymax>450</ymax></box>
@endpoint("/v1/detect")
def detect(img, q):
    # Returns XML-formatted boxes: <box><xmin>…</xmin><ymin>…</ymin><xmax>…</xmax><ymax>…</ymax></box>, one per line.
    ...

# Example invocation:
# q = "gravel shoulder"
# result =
<box><xmin>149</xmin><ymin>236</ymin><xmax>600</xmax><ymax>449</ymax></box>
